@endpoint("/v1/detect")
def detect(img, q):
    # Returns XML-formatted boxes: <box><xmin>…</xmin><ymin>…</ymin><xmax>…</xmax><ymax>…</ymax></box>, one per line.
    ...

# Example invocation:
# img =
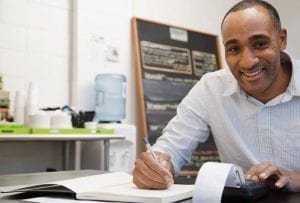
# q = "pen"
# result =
<box><xmin>143</xmin><ymin>138</ymin><xmax>158</xmax><ymax>162</ymax></box>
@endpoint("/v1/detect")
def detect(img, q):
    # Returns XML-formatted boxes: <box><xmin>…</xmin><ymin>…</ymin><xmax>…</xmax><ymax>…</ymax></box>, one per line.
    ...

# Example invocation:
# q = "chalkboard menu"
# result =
<box><xmin>132</xmin><ymin>18</ymin><xmax>221</xmax><ymax>170</ymax></box>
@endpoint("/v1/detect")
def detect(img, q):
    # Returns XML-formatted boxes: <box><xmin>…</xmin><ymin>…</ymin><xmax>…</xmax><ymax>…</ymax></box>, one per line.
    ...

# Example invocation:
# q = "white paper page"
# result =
<box><xmin>82</xmin><ymin>183</ymin><xmax>194</xmax><ymax>198</ymax></box>
<box><xmin>79</xmin><ymin>183</ymin><xmax>194</xmax><ymax>203</ymax></box>
<box><xmin>52</xmin><ymin>172</ymin><xmax>132</xmax><ymax>193</ymax></box>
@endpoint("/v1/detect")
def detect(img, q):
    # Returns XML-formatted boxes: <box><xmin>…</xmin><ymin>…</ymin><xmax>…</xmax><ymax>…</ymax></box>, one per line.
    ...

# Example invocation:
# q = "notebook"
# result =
<box><xmin>1</xmin><ymin>172</ymin><xmax>194</xmax><ymax>203</ymax></box>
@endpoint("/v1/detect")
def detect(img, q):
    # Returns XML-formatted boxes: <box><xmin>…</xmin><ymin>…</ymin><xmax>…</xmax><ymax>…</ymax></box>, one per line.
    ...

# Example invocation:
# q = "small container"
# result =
<box><xmin>94</xmin><ymin>74</ymin><xmax>126</xmax><ymax>123</ymax></box>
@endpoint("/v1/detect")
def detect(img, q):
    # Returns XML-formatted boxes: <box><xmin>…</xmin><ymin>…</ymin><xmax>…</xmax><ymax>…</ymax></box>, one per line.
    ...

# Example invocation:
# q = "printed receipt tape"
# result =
<box><xmin>193</xmin><ymin>162</ymin><xmax>245</xmax><ymax>203</ymax></box>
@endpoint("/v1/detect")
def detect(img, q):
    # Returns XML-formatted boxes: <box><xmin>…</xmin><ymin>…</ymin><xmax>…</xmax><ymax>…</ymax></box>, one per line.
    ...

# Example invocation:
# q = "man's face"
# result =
<box><xmin>221</xmin><ymin>6</ymin><xmax>287</xmax><ymax>101</ymax></box>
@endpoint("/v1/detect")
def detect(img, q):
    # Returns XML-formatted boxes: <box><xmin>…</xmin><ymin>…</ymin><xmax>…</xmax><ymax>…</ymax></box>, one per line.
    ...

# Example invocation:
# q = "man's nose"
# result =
<box><xmin>239</xmin><ymin>48</ymin><xmax>259</xmax><ymax>69</ymax></box>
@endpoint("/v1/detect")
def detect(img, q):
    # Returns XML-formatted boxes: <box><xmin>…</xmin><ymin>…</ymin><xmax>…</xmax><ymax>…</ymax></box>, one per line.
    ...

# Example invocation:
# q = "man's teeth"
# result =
<box><xmin>243</xmin><ymin>69</ymin><xmax>262</xmax><ymax>77</ymax></box>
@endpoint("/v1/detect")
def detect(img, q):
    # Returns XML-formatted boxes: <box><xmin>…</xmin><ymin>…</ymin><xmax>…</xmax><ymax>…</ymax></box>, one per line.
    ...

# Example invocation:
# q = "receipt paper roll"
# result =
<box><xmin>193</xmin><ymin>162</ymin><xmax>245</xmax><ymax>203</ymax></box>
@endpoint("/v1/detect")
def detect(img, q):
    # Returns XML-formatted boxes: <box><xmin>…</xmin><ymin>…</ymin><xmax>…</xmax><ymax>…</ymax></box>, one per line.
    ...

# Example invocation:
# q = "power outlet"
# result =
<box><xmin>107</xmin><ymin>46</ymin><xmax>119</xmax><ymax>62</ymax></box>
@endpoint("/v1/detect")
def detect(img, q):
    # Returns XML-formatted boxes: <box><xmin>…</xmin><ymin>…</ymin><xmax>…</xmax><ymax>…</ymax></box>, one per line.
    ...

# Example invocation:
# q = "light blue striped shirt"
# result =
<box><xmin>153</xmin><ymin>54</ymin><xmax>300</xmax><ymax>175</ymax></box>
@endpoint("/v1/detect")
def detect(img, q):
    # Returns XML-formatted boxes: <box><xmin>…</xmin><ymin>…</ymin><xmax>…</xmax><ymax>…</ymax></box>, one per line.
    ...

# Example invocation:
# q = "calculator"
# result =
<box><xmin>222</xmin><ymin>179</ymin><xmax>270</xmax><ymax>202</ymax></box>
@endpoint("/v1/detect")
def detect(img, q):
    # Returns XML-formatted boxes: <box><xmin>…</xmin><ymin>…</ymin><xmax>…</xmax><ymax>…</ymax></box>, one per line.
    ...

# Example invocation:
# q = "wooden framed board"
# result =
<box><xmin>132</xmin><ymin>17</ymin><xmax>222</xmax><ymax>170</ymax></box>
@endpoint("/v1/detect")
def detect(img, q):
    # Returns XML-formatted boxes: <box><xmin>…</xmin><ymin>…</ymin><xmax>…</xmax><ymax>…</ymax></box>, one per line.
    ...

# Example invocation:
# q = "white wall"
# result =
<box><xmin>71</xmin><ymin>0</ymin><xmax>135</xmax><ymax>125</ymax></box>
<box><xmin>269</xmin><ymin>0</ymin><xmax>300</xmax><ymax>58</ymax></box>
<box><xmin>0</xmin><ymin>0</ymin><xmax>71</xmax><ymax>108</ymax></box>
<box><xmin>0</xmin><ymin>0</ymin><xmax>299</xmax><ymax>174</ymax></box>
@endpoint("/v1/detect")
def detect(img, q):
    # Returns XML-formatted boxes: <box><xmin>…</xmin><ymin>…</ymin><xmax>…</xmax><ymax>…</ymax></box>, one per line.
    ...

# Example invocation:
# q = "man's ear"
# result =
<box><xmin>279</xmin><ymin>28</ymin><xmax>287</xmax><ymax>50</ymax></box>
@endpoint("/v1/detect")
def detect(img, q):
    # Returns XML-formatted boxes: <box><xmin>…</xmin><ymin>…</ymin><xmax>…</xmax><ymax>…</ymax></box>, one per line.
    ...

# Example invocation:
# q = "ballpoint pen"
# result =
<box><xmin>143</xmin><ymin>138</ymin><xmax>158</xmax><ymax>162</ymax></box>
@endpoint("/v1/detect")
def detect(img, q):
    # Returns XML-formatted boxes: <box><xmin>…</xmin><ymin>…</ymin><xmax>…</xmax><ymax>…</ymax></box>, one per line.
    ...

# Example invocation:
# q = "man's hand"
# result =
<box><xmin>132</xmin><ymin>151</ymin><xmax>174</xmax><ymax>189</ymax></box>
<box><xmin>245</xmin><ymin>161</ymin><xmax>300</xmax><ymax>192</ymax></box>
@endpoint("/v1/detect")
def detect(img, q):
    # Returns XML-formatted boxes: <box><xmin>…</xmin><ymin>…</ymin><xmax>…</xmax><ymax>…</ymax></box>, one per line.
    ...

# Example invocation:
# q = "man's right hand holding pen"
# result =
<box><xmin>132</xmin><ymin>139</ymin><xmax>174</xmax><ymax>189</ymax></box>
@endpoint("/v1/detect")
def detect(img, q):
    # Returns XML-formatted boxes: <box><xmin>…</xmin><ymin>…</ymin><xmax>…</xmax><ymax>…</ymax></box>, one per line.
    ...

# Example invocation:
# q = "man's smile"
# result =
<box><xmin>241</xmin><ymin>69</ymin><xmax>264</xmax><ymax>81</ymax></box>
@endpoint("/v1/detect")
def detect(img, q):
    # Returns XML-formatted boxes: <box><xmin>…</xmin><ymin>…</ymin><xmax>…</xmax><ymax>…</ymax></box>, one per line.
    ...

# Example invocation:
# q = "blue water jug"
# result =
<box><xmin>94</xmin><ymin>74</ymin><xmax>126</xmax><ymax>123</ymax></box>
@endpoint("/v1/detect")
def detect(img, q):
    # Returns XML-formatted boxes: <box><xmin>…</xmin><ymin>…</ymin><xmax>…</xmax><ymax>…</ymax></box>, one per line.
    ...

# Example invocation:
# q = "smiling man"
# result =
<box><xmin>222</xmin><ymin>1</ymin><xmax>290</xmax><ymax>104</ymax></box>
<box><xmin>132</xmin><ymin>0</ymin><xmax>300</xmax><ymax>192</ymax></box>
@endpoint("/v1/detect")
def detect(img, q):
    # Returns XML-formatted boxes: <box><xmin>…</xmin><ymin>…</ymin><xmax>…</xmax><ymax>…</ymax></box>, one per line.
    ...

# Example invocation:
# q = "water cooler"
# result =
<box><xmin>81</xmin><ymin>74</ymin><xmax>136</xmax><ymax>172</ymax></box>
<box><xmin>94</xmin><ymin>74</ymin><xmax>126</xmax><ymax>123</ymax></box>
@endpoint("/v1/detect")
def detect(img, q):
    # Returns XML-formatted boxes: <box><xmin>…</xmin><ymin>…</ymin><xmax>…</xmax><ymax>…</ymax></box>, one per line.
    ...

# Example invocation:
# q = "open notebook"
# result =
<box><xmin>1</xmin><ymin>172</ymin><xmax>194</xmax><ymax>203</ymax></box>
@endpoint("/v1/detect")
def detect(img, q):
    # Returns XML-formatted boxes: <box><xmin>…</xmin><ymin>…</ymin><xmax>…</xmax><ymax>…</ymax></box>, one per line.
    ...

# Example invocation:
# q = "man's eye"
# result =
<box><xmin>254</xmin><ymin>41</ymin><xmax>268</xmax><ymax>48</ymax></box>
<box><xmin>227</xmin><ymin>46</ymin><xmax>239</xmax><ymax>54</ymax></box>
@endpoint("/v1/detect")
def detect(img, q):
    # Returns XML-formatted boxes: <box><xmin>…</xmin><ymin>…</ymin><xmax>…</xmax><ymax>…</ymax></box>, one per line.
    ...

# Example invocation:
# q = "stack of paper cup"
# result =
<box><xmin>13</xmin><ymin>90</ymin><xmax>26</xmax><ymax>124</ymax></box>
<box><xmin>25</xmin><ymin>81</ymin><xmax>39</xmax><ymax>126</ymax></box>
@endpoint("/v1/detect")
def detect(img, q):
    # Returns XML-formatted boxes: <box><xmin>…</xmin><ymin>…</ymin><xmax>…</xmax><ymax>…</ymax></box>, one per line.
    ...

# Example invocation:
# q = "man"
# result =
<box><xmin>132</xmin><ymin>0</ymin><xmax>300</xmax><ymax>192</ymax></box>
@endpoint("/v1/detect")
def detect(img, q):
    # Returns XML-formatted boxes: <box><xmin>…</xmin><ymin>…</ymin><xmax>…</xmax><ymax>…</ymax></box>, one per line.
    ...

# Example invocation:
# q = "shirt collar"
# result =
<box><xmin>222</xmin><ymin>68</ymin><xmax>239</xmax><ymax>96</ymax></box>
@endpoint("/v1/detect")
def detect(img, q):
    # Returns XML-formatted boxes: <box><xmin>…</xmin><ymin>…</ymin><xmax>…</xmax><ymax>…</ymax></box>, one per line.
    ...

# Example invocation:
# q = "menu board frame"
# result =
<box><xmin>132</xmin><ymin>17</ymin><xmax>222</xmax><ymax>150</ymax></box>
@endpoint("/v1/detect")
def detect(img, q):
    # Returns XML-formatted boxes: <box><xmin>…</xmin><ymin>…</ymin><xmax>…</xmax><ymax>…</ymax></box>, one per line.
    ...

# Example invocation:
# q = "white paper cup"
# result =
<box><xmin>14</xmin><ymin>90</ymin><xmax>26</xmax><ymax>124</ymax></box>
<box><xmin>27</xmin><ymin>81</ymin><xmax>39</xmax><ymax>106</ymax></box>
<box><xmin>14</xmin><ymin>106</ymin><xmax>25</xmax><ymax>124</ymax></box>
<box><xmin>14</xmin><ymin>90</ymin><xmax>25</xmax><ymax>107</ymax></box>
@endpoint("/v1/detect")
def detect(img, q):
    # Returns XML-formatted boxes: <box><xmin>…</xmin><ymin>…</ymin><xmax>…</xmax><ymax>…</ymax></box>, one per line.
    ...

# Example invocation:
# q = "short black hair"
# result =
<box><xmin>221</xmin><ymin>0</ymin><xmax>281</xmax><ymax>31</ymax></box>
